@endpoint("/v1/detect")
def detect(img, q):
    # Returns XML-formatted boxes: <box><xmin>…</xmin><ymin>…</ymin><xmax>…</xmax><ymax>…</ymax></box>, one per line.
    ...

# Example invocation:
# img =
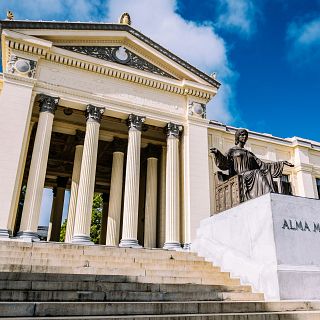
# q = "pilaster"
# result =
<box><xmin>163</xmin><ymin>122</ymin><xmax>183</xmax><ymax>250</ymax></box>
<box><xmin>0</xmin><ymin>78</ymin><xmax>35</xmax><ymax>238</ymax></box>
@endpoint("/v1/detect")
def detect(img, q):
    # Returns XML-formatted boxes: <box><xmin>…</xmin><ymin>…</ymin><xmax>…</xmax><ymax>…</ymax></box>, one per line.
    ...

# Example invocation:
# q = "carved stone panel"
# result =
<box><xmin>59</xmin><ymin>46</ymin><xmax>176</xmax><ymax>79</ymax></box>
<box><xmin>7</xmin><ymin>54</ymin><xmax>37</xmax><ymax>78</ymax></box>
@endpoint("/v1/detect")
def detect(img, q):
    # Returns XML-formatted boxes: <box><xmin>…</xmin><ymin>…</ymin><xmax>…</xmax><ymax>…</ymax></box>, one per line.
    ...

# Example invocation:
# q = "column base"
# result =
<box><xmin>0</xmin><ymin>229</ymin><xmax>11</xmax><ymax>239</ymax></box>
<box><xmin>16</xmin><ymin>231</ymin><xmax>40</xmax><ymax>242</ymax></box>
<box><xmin>183</xmin><ymin>243</ymin><xmax>191</xmax><ymax>251</ymax></box>
<box><xmin>163</xmin><ymin>242</ymin><xmax>182</xmax><ymax>250</ymax></box>
<box><xmin>119</xmin><ymin>239</ymin><xmax>142</xmax><ymax>248</ymax></box>
<box><xmin>71</xmin><ymin>235</ymin><xmax>94</xmax><ymax>245</ymax></box>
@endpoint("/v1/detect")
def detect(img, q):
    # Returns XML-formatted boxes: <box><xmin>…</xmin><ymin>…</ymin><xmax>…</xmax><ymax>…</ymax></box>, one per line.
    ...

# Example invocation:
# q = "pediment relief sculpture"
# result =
<box><xmin>59</xmin><ymin>45</ymin><xmax>177</xmax><ymax>79</ymax></box>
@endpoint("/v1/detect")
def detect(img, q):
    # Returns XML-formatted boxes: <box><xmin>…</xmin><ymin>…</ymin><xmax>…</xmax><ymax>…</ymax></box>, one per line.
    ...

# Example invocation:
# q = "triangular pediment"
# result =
<box><xmin>58</xmin><ymin>45</ymin><xmax>177</xmax><ymax>79</ymax></box>
<box><xmin>0</xmin><ymin>20</ymin><xmax>220</xmax><ymax>90</ymax></box>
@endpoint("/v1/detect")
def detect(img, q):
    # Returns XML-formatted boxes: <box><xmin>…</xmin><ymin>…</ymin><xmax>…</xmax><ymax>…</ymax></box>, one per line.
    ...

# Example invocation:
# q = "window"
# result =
<box><xmin>316</xmin><ymin>178</ymin><xmax>320</xmax><ymax>199</ymax></box>
<box><xmin>280</xmin><ymin>175</ymin><xmax>292</xmax><ymax>196</ymax></box>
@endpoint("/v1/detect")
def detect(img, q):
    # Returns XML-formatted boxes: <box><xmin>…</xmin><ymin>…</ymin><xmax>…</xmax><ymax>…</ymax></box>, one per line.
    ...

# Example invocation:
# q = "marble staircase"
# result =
<box><xmin>0</xmin><ymin>241</ymin><xmax>319</xmax><ymax>319</ymax></box>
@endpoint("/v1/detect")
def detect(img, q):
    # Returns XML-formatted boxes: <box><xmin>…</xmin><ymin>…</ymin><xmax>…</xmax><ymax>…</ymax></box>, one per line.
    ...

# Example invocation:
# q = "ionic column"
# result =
<box><xmin>18</xmin><ymin>94</ymin><xmax>59</xmax><ymax>241</ymax></box>
<box><xmin>99</xmin><ymin>193</ymin><xmax>109</xmax><ymax>245</ymax></box>
<box><xmin>144</xmin><ymin>145</ymin><xmax>159</xmax><ymax>248</ymax></box>
<box><xmin>158</xmin><ymin>145</ymin><xmax>166</xmax><ymax>248</ymax></box>
<box><xmin>65</xmin><ymin>131</ymin><xmax>85</xmax><ymax>243</ymax></box>
<box><xmin>47</xmin><ymin>187</ymin><xmax>57</xmax><ymax>241</ymax></box>
<box><xmin>163</xmin><ymin>123</ymin><xmax>183</xmax><ymax>250</ymax></box>
<box><xmin>72</xmin><ymin>105</ymin><xmax>104</xmax><ymax>244</ymax></box>
<box><xmin>120</xmin><ymin>114</ymin><xmax>145</xmax><ymax>248</ymax></box>
<box><xmin>105</xmin><ymin>138</ymin><xmax>126</xmax><ymax>246</ymax></box>
<box><xmin>48</xmin><ymin>177</ymin><xmax>68</xmax><ymax>242</ymax></box>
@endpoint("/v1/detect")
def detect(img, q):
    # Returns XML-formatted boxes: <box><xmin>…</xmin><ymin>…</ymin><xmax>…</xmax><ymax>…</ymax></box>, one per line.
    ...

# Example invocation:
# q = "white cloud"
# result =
<box><xmin>216</xmin><ymin>0</ymin><xmax>258</xmax><ymax>37</ymax></box>
<box><xmin>0</xmin><ymin>0</ymin><xmax>103</xmax><ymax>21</ymax></box>
<box><xmin>107</xmin><ymin>0</ymin><xmax>236</xmax><ymax>122</ymax></box>
<box><xmin>287</xmin><ymin>16</ymin><xmax>320</xmax><ymax>65</ymax></box>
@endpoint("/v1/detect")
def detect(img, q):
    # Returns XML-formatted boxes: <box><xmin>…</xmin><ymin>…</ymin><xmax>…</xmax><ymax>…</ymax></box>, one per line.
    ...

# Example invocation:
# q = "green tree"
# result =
<box><xmin>90</xmin><ymin>193</ymin><xmax>103</xmax><ymax>244</ymax></box>
<box><xmin>59</xmin><ymin>218</ymin><xmax>67</xmax><ymax>242</ymax></box>
<box><xmin>59</xmin><ymin>193</ymin><xmax>103</xmax><ymax>244</ymax></box>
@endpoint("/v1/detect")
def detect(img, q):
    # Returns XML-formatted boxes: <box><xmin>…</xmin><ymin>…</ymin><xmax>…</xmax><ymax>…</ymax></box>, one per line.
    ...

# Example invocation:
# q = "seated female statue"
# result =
<box><xmin>210</xmin><ymin>128</ymin><xmax>294</xmax><ymax>201</ymax></box>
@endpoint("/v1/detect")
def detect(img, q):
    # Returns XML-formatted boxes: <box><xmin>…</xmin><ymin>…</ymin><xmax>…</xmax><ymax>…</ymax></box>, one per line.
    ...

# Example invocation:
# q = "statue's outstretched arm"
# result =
<box><xmin>210</xmin><ymin>147</ymin><xmax>230</xmax><ymax>171</ymax></box>
<box><xmin>255</xmin><ymin>155</ymin><xmax>293</xmax><ymax>178</ymax></box>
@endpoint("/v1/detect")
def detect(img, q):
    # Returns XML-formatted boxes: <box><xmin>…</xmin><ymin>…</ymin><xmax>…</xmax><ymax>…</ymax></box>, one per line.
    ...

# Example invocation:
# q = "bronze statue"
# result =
<box><xmin>210</xmin><ymin>129</ymin><xmax>294</xmax><ymax>201</ymax></box>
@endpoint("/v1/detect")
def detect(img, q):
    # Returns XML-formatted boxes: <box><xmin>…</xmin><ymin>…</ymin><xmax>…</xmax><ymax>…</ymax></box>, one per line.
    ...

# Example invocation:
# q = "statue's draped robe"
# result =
<box><xmin>214</xmin><ymin>146</ymin><xmax>284</xmax><ymax>201</ymax></box>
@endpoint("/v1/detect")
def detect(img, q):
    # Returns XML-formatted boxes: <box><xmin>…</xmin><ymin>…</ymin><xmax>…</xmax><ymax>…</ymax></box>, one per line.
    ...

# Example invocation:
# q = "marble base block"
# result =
<box><xmin>192</xmin><ymin>193</ymin><xmax>320</xmax><ymax>300</ymax></box>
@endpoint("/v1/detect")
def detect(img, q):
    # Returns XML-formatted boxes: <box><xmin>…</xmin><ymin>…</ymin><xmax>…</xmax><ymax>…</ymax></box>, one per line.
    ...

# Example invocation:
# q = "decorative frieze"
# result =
<box><xmin>85</xmin><ymin>104</ymin><xmax>105</xmax><ymax>123</ymax></box>
<box><xmin>7</xmin><ymin>54</ymin><xmax>37</xmax><ymax>78</ymax></box>
<box><xmin>165</xmin><ymin>122</ymin><xmax>183</xmax><ymax>139</ymax></box>
<box><xmin>59</xmin><ymin>46</ymin><xmax>176</xmax><ymax>79</ymax></box>
<box><xmin>127</xmin><ymin>114</ymin><xmax>146</xmax><ymax>131</ymax></box>
<box><xmin>38</xmin><ymin>94</ymin><xmax>59</xmax><ymax>114</ymax></box>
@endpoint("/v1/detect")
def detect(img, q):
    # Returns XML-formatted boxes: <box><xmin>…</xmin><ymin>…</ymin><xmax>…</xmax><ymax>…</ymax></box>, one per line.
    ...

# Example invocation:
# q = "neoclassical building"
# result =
<box><xmin>0</xmin><ymin>16</ymin><xmax>319</xmax><ymax>250</ymax></box>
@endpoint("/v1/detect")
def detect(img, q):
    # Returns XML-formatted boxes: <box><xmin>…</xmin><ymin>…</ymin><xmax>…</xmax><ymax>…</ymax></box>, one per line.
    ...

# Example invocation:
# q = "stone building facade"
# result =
<box><xmin>0</xmin><ymin>18</ymin><xmax>319</xmax><ymax>249</ymax></box>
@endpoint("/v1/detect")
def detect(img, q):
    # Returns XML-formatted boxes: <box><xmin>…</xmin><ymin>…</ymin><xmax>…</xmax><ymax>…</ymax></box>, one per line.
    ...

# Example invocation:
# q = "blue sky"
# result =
<box><xmin>1</xmin><ymin>1</ymin><xmax>320</xmax><ymax>224</ymax></box>
<box><xmin>1</xmin><ymin>0</ymin><xmax>319</xmax><ymax>141</ymax></box>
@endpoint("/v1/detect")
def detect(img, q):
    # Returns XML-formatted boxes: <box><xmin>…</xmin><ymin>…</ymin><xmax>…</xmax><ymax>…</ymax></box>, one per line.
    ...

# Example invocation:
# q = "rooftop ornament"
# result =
<box><xmin>119</xmin><ymin>12</ymin><xmax>131</xmax><ymax>25</ymax></box>
<box><xmin>6</xmin><ymin>10</ymin><xmax>14</xmax><ymax>20</ymax></box>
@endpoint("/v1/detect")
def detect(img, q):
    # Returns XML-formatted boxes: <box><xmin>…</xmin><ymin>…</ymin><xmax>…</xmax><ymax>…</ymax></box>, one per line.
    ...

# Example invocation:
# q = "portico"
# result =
<box><xmin>0</xmin><ymin>18</ymin><xmax>218</xmax><ymax>248</ymax></box>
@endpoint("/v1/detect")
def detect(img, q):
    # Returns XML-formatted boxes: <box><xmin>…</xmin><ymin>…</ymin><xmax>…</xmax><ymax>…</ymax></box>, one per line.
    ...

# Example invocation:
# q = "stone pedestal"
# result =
<box><xmin>192</xmin><ymin>193</ymin><xmax>320</xmax><ymax>300</ymax></box>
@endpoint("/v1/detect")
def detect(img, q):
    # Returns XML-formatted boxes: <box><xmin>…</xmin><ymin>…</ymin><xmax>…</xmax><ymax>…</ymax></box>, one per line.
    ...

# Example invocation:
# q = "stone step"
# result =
<box><xmin>0</xmin><ymin>242</ymin><xmax>205</xmax><ymax>261</ymax></box>
<box><xmin>0</xmin><ymin>278</ymin><xmax>252</xmax><ymax>293</ymax></box>
<box><xmin>0</xmin><ymin>289</ymin><xmax>263</xmax><ymax>302</ymax></box>
<box><xmin>0</xmin><ymin>256</ymin><xmax>219</xmax><ymax>271</ymax></box>
<box><xmin>1</xmin><ymin>301</ymin><xmax>320</xmax><ymax>318</ymax></box>
<box><xmin>0</xmin><ymin>251</ymin><xmax>207</xmax><ymax>265</ymax></box>
<box><xmin>7</xmin><ymin>311</ymin><xmax>320</xmax><ymax>320</ymax></box>
<box><xmin>0</xmin><ymin>263</ymin><xmax>230</xmax><ymax>282</ymax></box>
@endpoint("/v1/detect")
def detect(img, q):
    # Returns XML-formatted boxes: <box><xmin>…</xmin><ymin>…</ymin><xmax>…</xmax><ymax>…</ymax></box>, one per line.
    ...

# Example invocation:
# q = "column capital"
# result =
<box><xmin>75</xmin><ymin>130</ymin><xmax>85</xmax><ymax>145</ymax></box>
<box><xmin>113</xmin><ymin>137</ymin><xmax>127</xmax><ymax>153</ymax></box>
<box><xmin>85</xmin><ymin>104</ymin><xmax>105</xmax><ymax>123</ymax></box>
<box><xmin>165</xmin><ymin>122</ymin><xmax>183</xmax><ymax>139</ymax></box>
<box><xmin>127</xmin><ymin>114</ymin><xmax>146</xmax><ymax>131</ymax></box>
<box><xmin>38</xmin><ymin>94</ymin><xmax>59</xmax><ymax>114</ymax></box>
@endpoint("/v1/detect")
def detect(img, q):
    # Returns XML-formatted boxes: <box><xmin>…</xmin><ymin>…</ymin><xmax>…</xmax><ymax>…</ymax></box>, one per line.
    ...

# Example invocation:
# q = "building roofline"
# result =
<box><xmin>0</xmin><ymin>20</ymin><xmax>221</xmax><ymax>89</ymax></box>
<box><xmin>209</xmin><ymin>119</ymin><xmax>320</xmax><ymax>149</ymax></box>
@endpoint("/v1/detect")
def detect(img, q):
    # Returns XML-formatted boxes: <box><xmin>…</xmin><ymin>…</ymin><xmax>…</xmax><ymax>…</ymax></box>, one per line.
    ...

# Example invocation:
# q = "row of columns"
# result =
<box><xmin>16</xmin><ymin>93</ymin><xmax>184</xmax><ymax>249</ymax></box>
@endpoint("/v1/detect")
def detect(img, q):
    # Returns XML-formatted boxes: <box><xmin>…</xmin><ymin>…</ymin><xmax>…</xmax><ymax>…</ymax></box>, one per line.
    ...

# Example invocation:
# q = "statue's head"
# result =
<box><xmin>235</xmin><ymin>128</ymin><xmax>248</xmax><ymax>145</ymax></box>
